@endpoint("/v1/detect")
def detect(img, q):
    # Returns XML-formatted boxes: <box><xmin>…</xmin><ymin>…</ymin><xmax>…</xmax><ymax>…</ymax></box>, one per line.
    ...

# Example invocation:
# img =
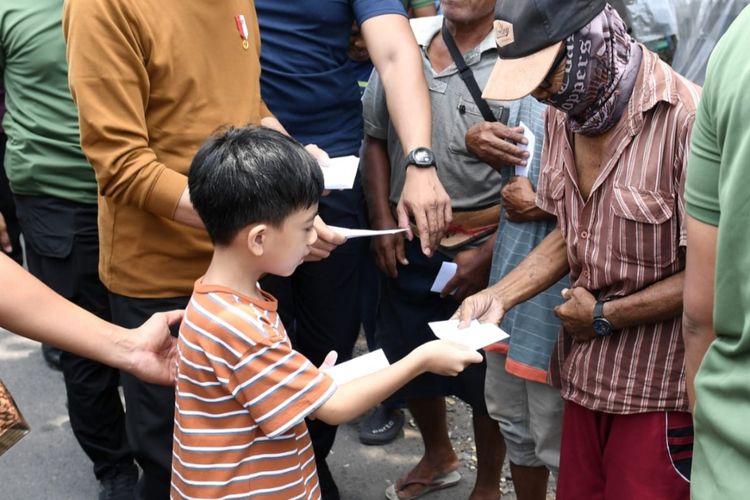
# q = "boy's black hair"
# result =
<box><xmin>188</xmin><ymin>126</ymin><xmax>324</xmax><ymax>245</ymax></box>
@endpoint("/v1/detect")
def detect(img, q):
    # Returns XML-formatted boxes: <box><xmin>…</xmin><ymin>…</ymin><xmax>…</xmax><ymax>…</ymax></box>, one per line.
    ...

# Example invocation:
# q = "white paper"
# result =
<box><xmin>430</xmin><ymin>261</ymin><xmax>458</xmax><ymax>294</ymax></box>
<box><xmin>321</xmin><ymin>155</ymin><xmax>359</xmax><ymax>190</ymax></box>
<box><xmin>324</xmin><ymin>349</ymin><xmax>390</xmax><ymax>386</ymax></box>
<box><xmin>514</xmin><ymin>121</ymin><xmax>536</xmax><ymax>177</ymax></box>
<box><xmin>329</xmin><ymin>226</ymin><xmax>408</xmax><ymax>239</ymax></box>
<box><xmin>428</xmin><ymin>319</ymin><xmax>509</xmax><ymax>351</ymax></box>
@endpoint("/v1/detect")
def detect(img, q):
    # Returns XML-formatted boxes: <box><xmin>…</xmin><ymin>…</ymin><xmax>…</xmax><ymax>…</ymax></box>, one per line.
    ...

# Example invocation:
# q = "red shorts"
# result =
<box><xmin>557</xmin><ymin>401</ymin><xmax>692</xmax><ymax>500</ymax></box>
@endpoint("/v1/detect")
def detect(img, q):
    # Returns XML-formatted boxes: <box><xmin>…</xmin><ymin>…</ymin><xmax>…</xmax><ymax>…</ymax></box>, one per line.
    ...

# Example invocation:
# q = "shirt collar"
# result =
<box><xmin>411</xmin><ymin>15</ymin><xmax>496</xmax><ymax>56</ymax></box>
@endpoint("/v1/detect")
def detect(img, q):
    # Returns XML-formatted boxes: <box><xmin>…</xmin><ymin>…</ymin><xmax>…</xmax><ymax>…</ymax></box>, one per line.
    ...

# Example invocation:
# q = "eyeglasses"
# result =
<box><xmin>538</xmin><ymin>47</ymin><xmax>567</xmax><ymax>91</ymax></box>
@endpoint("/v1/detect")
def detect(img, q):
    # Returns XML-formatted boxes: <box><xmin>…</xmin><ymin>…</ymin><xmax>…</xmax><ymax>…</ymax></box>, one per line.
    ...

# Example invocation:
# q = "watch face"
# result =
<box><xmin>593</xmin><ymin>318</ymin><xmax>612</xmax><ymax>337</ymax></box>
<box><xmin>410</xmin><ymin>147</ymin><xmax>435</xmax><ymax>166</ymax></box>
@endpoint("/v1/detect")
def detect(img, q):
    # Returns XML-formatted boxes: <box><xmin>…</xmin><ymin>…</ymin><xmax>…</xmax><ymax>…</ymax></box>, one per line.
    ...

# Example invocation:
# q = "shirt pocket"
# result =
<box><xmin>611</xmin><ymin>186</ymin><xmax>677</xmax><ymax>268</ymax></box>
<box><xmin>448</xmin><ymin>94</ymin><xmax>508</xmax><ymax>157</ymax></box>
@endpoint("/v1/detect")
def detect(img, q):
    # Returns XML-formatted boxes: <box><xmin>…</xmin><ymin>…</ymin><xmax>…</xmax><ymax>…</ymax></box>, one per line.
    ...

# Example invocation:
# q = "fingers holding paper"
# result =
<box><xmin>453</xmin><ymin>290</ymin><xmax>507</xmax><ymax>328</ymax></box>
<box><xmin>305</xmin><ymin>215</ymin><xmax>346</xmax><ymax>262</ymax></box>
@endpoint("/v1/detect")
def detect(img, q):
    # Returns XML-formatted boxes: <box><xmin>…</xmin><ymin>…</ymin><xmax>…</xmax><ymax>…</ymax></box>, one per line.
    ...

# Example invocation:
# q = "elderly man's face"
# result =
<box><xmin>441</xmin><ymin>0</ymin><xmax>496</xmax><ymax>24</ymax></box>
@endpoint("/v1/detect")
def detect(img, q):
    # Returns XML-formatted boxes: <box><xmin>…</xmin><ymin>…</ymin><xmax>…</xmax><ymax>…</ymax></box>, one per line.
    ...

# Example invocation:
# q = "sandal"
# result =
<box><xmin>384</xmin><ymin>469</ymin><xmax>461</xmax><ymax>500</ymax></box>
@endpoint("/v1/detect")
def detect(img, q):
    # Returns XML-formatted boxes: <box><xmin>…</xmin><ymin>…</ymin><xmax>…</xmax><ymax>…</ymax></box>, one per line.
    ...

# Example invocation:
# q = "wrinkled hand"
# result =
<box><xmin>452</xmin><ymin>289</ymin><xmax>507</xmax><ymax>327</ymax></box>
<box><xmin>397</xmin><ymin>168</ymin><xmax>452</xmax><ymax>257</ymax></box>
<box><xmin>501</xmin><ymin>176</ymin><xmax>549</xmax><ymax>222</ymax></box>
<box><xmin>465</xmin><ymin>122</ymin><xmax>528</xmax><ymax>172</ymax></box>
<box><xmin>0</xmin><ymin>212</ymin><xmax>12</xmax><ymax>254</ymax></box>
<box><xmin>306</xmin><ymin>216</ymin><xmax>346</xmax><ymax>262</ymax></box>
<box><xmin>128</xmin><ymin>309</ymin><xmax>183</xmax><ymax>385</ymax></box>
<box><xmin>370</xmin><ymin>215</ymin><xmax>408</xmax><ymax>278</ymax></box>
<box><xmin>554</xmin><ymin>287</ymin><xmax>597</xmax><ymax>342</ymax></box>
<box><xmin>415</xmin><ymin>339</ymin><xmax>483</xmax><ymax>376</ymax></box>
<box><xmin>441</xmin><ymin>246</ymin><xmax>492</xmax><ymax>302</ymax></box>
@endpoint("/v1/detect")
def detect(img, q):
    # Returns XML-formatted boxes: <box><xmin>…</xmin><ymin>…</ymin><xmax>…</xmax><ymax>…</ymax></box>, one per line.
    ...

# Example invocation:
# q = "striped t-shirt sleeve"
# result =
<box><xmin>228</xmin><ymin>341</ymin><xmax>336</xmax><ymax>438</ymax></box>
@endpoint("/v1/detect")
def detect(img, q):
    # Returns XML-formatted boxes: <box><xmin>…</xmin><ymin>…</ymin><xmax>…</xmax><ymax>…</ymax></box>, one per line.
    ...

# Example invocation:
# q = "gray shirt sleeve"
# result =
<box><xmin>362</xmin><ymin>69</ymin><xmax>390</xmax><ymax>140</ymax></box>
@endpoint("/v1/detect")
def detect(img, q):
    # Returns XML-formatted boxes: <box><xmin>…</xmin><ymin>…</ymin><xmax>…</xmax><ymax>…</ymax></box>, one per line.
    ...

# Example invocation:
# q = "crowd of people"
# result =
<box><xmin>1</xmin><ymin>0</ymin><xmax>748</xmax><ymax>499</ymax></box>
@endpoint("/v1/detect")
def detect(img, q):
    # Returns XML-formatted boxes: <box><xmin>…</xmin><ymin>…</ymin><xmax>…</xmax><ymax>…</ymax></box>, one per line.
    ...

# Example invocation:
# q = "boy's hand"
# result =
<box><xmin>414</xmin><ymin>339</ymin><xmax>482</xmax><ymax>376</ymax></box>
<box><xmin>318</xmin><ymin>351</ymin><xmax>338</xmax><ymax>372</ymax></box>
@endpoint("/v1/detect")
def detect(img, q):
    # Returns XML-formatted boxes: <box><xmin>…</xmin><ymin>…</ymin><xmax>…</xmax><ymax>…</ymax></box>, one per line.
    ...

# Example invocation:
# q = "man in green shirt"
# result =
<box><xmin>683</xmin><ymin>5</ymin><xmax>750</xmax><ymax>499</ymax></box>
<box><xmin>0</xmin><ymin>1</ymin><xmax>137</xmax><ymax>498</ymax></box>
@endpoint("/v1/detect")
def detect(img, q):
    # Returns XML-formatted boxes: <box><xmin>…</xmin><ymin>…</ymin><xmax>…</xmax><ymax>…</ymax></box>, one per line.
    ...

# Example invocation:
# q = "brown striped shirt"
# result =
<box><xmin>171</xmin><ymin>281</ymin><xmax>336</xmax><ymax>499</ymax></box>
<box><xmin>536</xmin><ymin>48</ymin><xmax>701</xmax><ymax>414</ymax></box>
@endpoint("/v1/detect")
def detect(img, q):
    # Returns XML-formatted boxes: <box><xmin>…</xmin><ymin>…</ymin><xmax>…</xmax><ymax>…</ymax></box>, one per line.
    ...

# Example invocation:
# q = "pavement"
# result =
<box><xmin>0</xmin><ymin>327</ymin><xmax>554</xmax><ymax>499</ymax></box>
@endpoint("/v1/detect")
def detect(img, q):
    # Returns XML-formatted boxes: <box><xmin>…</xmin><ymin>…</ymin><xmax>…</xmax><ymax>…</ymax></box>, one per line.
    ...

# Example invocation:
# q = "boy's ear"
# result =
<box><xmin>246</xmin><ymin>224</ymin><xmax>268</xmax><ymax>256</ymax></box>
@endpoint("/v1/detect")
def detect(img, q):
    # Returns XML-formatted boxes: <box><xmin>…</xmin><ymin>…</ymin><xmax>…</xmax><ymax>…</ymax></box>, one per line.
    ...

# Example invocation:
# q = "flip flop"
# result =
<box><xmin>384</xmin><ymin>469</ymin><xmax>462</xmax><ymax>500</ymax></box>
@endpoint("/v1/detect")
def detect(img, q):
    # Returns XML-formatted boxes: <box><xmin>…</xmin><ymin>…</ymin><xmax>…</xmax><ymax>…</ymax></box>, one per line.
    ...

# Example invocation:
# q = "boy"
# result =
<box><xmin>170</xmin><ymin>126</ymin><xmax>481</xmax><ymax>499</ymax></box>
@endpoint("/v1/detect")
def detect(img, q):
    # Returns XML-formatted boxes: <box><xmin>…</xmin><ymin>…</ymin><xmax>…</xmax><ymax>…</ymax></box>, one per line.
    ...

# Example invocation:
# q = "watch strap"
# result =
<box><xmin>593</xmin><ymin>300</ymin><xmax>606</xmax><ymax>319</ymax></box>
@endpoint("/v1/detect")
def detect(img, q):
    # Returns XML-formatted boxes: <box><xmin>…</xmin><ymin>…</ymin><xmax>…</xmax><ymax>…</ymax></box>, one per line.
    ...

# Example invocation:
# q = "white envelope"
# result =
<box><xmin>323</xmin><ymin>349</ymin><xmax>390</xmax><ymax>385</ymax></box>
<box><xmin>321</xmin><ymin>155</ymin><xmax>359</xmax><ymax>190</ymax></box>
<box><xmin>428</xmin><ymin>319</ymin><xmax>509</xmax><ymax>350</ymax></box>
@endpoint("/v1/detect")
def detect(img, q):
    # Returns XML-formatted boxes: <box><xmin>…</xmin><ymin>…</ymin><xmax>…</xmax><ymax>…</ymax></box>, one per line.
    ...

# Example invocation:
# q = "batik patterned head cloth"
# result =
<box><xmin>542</xmin><ymin>4</ymin><xmax>642</xmax><ymax>136</ymax></box>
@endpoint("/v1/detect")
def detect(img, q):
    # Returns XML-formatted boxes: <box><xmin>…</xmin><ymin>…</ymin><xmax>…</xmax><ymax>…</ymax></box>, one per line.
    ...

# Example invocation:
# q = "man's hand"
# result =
<box><xmin>0</xmin><ymin>212</ymin><xmax>12</xmax><ymax>254</ymax></box>
<box><xmin>397</xmin><ymin>168</ymin><xmax>451</xmax><ymax>257</ymax></box>
<box><xmin>304</xmin><ymin>144</ymin><xmax>330</xmax><ymax>166</ymax></box>
<box><xmin>306</xmin><ymin>215</ymin><xmax>346</xmax><ymax>262</ymax></box>
<box><xmin>441</xmin><ymin>245</ymin><xmax>492</xmax><ymax>302</ymax></box>
<box><xmin>370</xmin><ymin>214</ymin><xmax>408</xmax><ymax>278</ymax></box>
<box><xmin>554</xmin><ymin>287</ymin><xmax>597</xmax><ymax>342</ymax></box>
<box><xmin>127</xmin><ymin>309</ymin><xmax>183</xmax><ymax>385</ymax></box>
<box><xmin>453</xmin><ymin>289</ymin><xmax>507</xmax><ymax>327</ymax></box>
<box><xmin>465</xmin><ymin>122</ymin><xmax>528</xmax><ymax>172</ymax></box>
<box><xmin>501</xmin><ymin>176</ymin><xmax>551</xmax><ymax>222</ymax></box>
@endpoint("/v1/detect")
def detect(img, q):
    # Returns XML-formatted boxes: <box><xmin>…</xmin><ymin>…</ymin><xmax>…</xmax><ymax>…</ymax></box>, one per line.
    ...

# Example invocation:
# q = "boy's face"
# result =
<box><xmin>262</xmin><ymin>205</ymin><xmax>319</xmax><ymax>277</ymax></box>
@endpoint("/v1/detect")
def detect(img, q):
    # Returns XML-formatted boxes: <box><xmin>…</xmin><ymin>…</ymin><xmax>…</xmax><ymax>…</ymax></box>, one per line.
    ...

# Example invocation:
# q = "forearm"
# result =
<box><xmin>362</xmin><ymin>15</ymin><xmax>431</xmax><ymax>154</ymax></box>
<box><xmin>489</xmin><ymin>228</ymin><xmax>568</xmax><ymax>308</ymax></box>
<box><xmin>361</xmin><ymin>135</ymin><xmax>394</xmax><ymax>225</ymax></box>
<box><xmin>260</xmin><ymin>116</ymin><xmax>288</xmax><ymax>135</ymax></box>
<box><xmin>313</xmin><ymin>352</ymin><xmax>426</xmax><ymax>425</ymax></box>
<box><xmin>0</xmin><ymin>254</ymin><xmax>136</xmax><ymax>372</ymax></box>
<box><xmin>603</xmin><ymin>271</ymin><xmax>684</xmax><ymax>330</ymax></box>
<box><xmin>682</xmin><ymin>312</ymin><xmax>715</xmax><ymax>410</ymax></box>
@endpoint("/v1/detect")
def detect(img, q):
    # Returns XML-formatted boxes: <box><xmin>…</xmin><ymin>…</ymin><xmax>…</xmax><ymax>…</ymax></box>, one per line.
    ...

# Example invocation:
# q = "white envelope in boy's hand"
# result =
<box><xmin>428</xmin><ymin>319</ymin><xmax>509</xmax><ymax>351</ymax></box>
<box><xmin>323</xmin><ymin>349</ymin><xmax>390</xmax><ymax>386</ymax></box>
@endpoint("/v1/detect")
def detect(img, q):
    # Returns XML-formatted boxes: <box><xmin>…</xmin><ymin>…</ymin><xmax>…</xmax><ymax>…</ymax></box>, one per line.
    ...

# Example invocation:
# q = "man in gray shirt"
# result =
<box><xmin>361</xmin><ymin>2</ymin><xmax>519</xmax><ymax>498</ymax></box>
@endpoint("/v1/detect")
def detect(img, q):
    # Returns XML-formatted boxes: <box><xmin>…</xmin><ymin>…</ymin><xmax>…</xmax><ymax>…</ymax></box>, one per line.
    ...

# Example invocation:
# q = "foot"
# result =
<box><xmin>98</xmin><ymin>462</ymin><xmax>138</xmax><ymax>500</ymax></box>
<box><xmin>359</xmin><ymin>405</ymin><xmax>404</xmax><ymax>445</ymax></box>
<box><xmin>386</xmin><ymin>455</ymin><xmax>461</xmax><ymax>500</ymax></box>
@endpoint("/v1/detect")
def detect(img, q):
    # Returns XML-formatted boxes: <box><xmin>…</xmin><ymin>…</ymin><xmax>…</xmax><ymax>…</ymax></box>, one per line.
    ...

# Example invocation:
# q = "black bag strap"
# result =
<box><xmin>441</xmin><ymin>19</ymin><xmax>498</xmax><ymax>123</ymax></box>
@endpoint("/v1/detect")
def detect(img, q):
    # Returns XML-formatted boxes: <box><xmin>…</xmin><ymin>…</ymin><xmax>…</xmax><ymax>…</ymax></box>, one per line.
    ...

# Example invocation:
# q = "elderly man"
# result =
<box><xmin>457</xmin><ymin>1</ymin><xmax>700</xmax><ymax>498</ymax></box>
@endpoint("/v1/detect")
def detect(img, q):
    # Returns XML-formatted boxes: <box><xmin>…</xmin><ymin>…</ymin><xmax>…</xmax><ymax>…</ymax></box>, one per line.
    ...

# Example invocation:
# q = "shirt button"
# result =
<box><xmin>581</xmin><ymin>230</ymin><xmax>589</xmax><ymax>239</ymax></box>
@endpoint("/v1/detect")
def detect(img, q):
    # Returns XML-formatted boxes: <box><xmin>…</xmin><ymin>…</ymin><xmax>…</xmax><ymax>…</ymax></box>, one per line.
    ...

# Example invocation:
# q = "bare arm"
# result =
<box><xmin>555</xmin><ymin>271</ymin><xmax>684</xmax><ymax>342</ymax></box>
<box><xmin>312</xmin><ymin>340</ymin><xmax>482</xmax><ymax>425</ymax></box>
<box><xmin>361</xmin><ymin>14</ymin><xmax>451</xmax><ymax>257</ymax></box>
<box><xmin>682</xmin><ymin>216</ymin><xmax>717</xmax><ymax>410</ymax></box>
<box><xmin>0</xmin><ymin>253</ymin><xmax>181</xmax><ymax>385</ymax></box>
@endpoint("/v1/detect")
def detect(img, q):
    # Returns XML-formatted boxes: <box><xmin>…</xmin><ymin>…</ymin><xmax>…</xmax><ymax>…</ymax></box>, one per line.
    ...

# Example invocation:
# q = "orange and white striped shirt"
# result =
<box><xmin>171</xmin><ymin>280</ymin><xmax>336</xmax><ymax>499</ymax></box>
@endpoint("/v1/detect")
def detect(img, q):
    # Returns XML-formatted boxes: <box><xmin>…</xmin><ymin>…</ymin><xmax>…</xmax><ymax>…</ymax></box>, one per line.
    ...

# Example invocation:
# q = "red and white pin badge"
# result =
<box><xmin>234</xmin><ymin>14</ymin><xmax>249</xmax><ymax>50</ymax></box>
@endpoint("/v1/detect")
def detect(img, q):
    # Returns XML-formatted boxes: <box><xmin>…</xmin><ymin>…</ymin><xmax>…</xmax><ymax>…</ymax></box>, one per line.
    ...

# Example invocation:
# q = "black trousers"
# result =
<box><xmin>108</xmin><ymin>292</ymin><xmax>188</xmax><ymax>500</ymax></box>
<box><xmin>0</xmin><ymin>134</ymin><xmax>23</xmax><ymax>265</ymax></box>
<box><xmin>13</xmin><ymin>194</ymin><xmax>132</xmax><ymax>479</ymax></box>
<box><xmin>261</xmin><ymin>185</ymin><xmax>371</xmax><ymax>500</ymax></box>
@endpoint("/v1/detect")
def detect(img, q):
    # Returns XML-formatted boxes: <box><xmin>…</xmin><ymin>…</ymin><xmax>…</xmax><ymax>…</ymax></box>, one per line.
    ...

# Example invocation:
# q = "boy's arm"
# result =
<box><xmin>310</xmin><ymin>340</ymin><xmax>481</xmax><ymax>425</ymax></box>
